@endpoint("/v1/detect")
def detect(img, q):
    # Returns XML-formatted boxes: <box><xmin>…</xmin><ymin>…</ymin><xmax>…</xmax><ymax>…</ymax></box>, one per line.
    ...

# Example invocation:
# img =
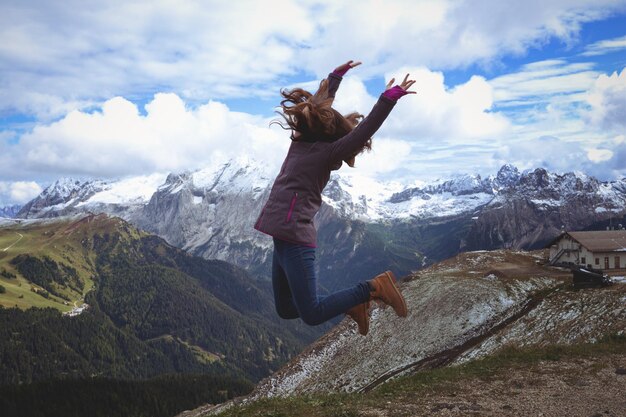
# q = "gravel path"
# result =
<box><xmin>2</xmin><ymin>232</ymin><xmax>23</xmax><ymax>252</ymax></box>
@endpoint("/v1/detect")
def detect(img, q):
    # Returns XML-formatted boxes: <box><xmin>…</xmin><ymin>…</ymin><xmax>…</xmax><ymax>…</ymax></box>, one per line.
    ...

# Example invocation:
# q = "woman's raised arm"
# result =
<box><xmin>328</xmin><ymin>73</ymin><xmax>416</xmax><ymax>164</ymax></box>
<box><xmin>326</xmin><ymin>60</ymin><xmax>362</xmax><ymax>100</ymax></box>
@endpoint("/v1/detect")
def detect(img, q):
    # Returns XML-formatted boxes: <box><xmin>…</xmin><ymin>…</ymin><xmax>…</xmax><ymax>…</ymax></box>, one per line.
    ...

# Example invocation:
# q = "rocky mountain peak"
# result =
<box><xmin>158</xmin><ymin>172</ymin><xmax>193</xmax><ymax>194</ymax></box>
<box><xmin>519</xmin><ymin>168</ymin><xmax>551</xmax><ymax>188</ymax></box>
<box><xmin>503</xmin><ymin>168</ymin><xmax>602</xmax><ymax>200</ymax></box>
<box><xmin>43</xmin><ymin>177</ymin><xmax>84</xmax><ymax>199</ymax></box>
<box><xmin>17</xmin><ymin>177</ymin><xmax>105</xmax><ymax>218</ymax></box>
<box><xmin>431</xmin><ymin>173</ymin><xmax>491</xmax><ymax>196</ymax></box>
<box><xmin>494</xmin><ymin>164</ymin><xmax>520</xmax><ymax>189</ymax></box>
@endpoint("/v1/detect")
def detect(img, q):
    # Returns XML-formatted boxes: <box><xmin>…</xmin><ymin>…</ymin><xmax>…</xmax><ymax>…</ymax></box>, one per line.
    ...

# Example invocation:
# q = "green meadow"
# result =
<box><xmin>0</xmin><ymin>216</ymin><xmax>137</xmax><ymax>312</ymax></box>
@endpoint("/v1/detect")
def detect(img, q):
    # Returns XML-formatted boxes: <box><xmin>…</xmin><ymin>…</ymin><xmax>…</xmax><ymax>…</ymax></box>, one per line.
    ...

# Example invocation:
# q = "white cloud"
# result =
<box><xmin>0</xmin><ymin>0</ymin><xmax>314</xmax><ymax>119</ymax></box>
<box><xmin>2</xmin><ymin>94</ymin><xmax>288</xmax><ymax>179</ymax></box>
<box><xmin>608</xmin><ymin>142</ymin><xmax>626</xmax><ymax>173</ymax></box>
<box><xmin>587</xmin><ymin>148</ymin><xmax>614</xmax><ymax>162</ymax></box>
<box><xmin>482</xmin><ymin>64</ymin><xmax>626</xmax><ymax>180</ymax></box>
<box><xmin>2</xmin><ymin>0</ymin><xmax>626</xmax><ymax>186</ymax></box>
<box><xmin>490</xmin><ymin>60</ymin><xmax>600</xmax><ymax>106</ymax></box>
<box><xmin>0</xmin><ymin>181</ymin><xmax>42</xmax><ymax>205</ymax></box>
<box><xmin>495</xmin><ymin>136</ymin><xmax>598</xmax><ymax>174</ymax></box>
<box><xmin>380</xmin><ymin>67</ymin><xmax>509</xmax><ymax>143</ymax></box>
<box><xmin>494</xmin><ymin>131</ymin><xmax>626</xmax><ymax>180</ymax></box>
<box><xmin>582</xmin><ymin>34</ymin><xmax>626</xmax><ymax>56</ymax></box>
<box><xmin>585</xmin><ymin>67</ymin><xmax>626</xmax><ymax>132</ymax></box>
<box><xmin>330</xmin><ymin>67</ymin><xmax>510</xmax><ymax>145</ymax></box>
<box><xmin>1</xmin><ymin>0</ymin><xmax>624</xmax><ymax>119</ymax></box>
<box><xmin>301</xmin><ymin>0</ymin><xmax>624</xmax><ymax>76</ymax></box>
<box><xmin>350</xmin><ymin>138</ymin><xmax>413</xmax><ymax>176</ymax></box>
<box><xmin>1</xmin><ymin>67</ymin><xmax>511</xmax><ymax>184</ymax></box>
<box><xmin>331</xmin><ymin>77</ymin><xmax>377</xmax><ymax>118</ymax></box>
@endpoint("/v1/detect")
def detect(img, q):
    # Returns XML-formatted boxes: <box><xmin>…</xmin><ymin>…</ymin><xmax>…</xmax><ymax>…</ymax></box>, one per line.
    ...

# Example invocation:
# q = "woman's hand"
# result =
<box><xmin>333</xmin><ymin>60</ymin><xmax>362</xmax><ymax>77</ymax></box>
<box><xmin>383</xmin><ymin>74</ymin><xmax>416</xmax><ymax>101</ymax></box>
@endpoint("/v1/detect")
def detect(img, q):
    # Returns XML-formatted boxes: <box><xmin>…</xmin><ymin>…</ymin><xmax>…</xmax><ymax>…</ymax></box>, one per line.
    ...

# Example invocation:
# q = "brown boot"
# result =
<box><xmin>369</xmin><ymin>271</ymin><xmax>408</xmax><ymax>317</ymax></box>
<box><xmin>346</xmin><ymin>301</ymin><xmax>370</xmax><ymax>336</ymax></box>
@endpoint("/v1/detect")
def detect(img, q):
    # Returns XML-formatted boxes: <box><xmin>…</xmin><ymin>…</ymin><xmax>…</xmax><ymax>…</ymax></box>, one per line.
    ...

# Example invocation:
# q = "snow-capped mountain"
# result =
<box><xmin>133</xmin><ymin>157</ymin><xmax>276</xmax><ymax>269</ymax></box>
<box><xmin>464</xmin><ymin>167</ymin><xmax>626</xmax><ymax>250</ymax></box>
<box><xmin>0</xmin><ymin>204</ymin><xmax>21</xmax><ymax>218</ymax></box>
<box><xmin>18</xmin><ymin>174</ymin><xmax>167</xmax><ymax>219</ymax></box>
<box><xmin>16</xmin><ymin>159</ymin><xmax>626</xmax><ymax>285</ymax></box>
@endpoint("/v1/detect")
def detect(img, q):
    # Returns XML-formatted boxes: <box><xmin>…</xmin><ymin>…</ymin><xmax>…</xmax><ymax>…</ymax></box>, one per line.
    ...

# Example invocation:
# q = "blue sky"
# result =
<box><xmin>1</xmin><ymin>0</ymin><xmax>626</xmax><ymax>206</ymax></box>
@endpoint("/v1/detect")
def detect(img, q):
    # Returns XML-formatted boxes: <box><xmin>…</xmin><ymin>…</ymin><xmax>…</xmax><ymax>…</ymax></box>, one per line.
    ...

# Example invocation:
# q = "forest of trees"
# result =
<box><xmin>0</xmin><ymin>374</ymin><xmax>252</xmax><ymax>417</ymax></box>
<box><xmin>10</xmin><ymin>254</ymin><xmax>83</xmax><ymax>299</ymax></box>
<box><xmin>0</xmin><ymin>218</ymin><xmax>320</xmax><ymax>416</ymax></box>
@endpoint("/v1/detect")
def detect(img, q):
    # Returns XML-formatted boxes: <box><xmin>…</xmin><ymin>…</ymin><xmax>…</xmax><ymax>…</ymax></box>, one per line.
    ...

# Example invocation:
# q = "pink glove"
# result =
<box><xmin>382</xmin><ymin>85</ymin><xmax>410</xmax><ymax>101</ymax></box>
<box><xmin>333</xmin><ymin>60</ymin><xmax>360</xmax><ymax>77</ymax></box>
<box><xmin>333</xmin><ymin>68</ymin><xmax>349</xmax><ymax>77</ymax></box>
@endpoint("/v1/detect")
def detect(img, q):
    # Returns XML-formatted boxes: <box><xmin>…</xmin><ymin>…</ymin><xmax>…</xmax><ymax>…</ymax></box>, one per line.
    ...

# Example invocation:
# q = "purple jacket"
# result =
<box><xmin>254</xmin><ymin>73</ymin><xmax>397</xmax><ymax>247</ymax></box>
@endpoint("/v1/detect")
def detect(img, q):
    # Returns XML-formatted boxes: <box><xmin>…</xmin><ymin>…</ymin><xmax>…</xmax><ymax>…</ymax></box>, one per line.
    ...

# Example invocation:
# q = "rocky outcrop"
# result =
<box><xmin>195</xmin><ymin>250</ymin><xmax>625</xmax><ymax>415</ymax></box>
<box><xmin>243</xmin><ymin>251</ymin><xmax>569</xmax><ymax>398</ymax></box>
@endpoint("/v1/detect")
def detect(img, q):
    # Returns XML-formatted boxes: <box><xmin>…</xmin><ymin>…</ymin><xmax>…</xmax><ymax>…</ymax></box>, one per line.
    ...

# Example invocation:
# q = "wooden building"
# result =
<box><xmin>548</xmin><ymin>230</ymin><xmax>626</xmax><ymax>272</ymax></box>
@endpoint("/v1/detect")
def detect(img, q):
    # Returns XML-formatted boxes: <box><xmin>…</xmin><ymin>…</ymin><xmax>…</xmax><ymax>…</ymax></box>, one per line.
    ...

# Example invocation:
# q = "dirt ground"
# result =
<box><xmin>361</xmin><ymin>354</ymin><xmax>626</xmax><ymax>417</ymax></box>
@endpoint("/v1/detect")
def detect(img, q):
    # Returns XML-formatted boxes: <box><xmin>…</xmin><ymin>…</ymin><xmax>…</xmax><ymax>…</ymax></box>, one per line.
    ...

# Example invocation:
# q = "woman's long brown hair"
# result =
<box><xmin>272</xmin><ymin>78</ymin><xmax>372</xmax><ymax>166</ymax></box>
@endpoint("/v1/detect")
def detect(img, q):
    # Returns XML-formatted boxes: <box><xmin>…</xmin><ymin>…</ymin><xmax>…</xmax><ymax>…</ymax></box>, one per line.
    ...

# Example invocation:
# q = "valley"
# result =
<box><xmin>0</xmin><ymin>215</ymin><xmax>321</xmax><ymax>387</ymax></box>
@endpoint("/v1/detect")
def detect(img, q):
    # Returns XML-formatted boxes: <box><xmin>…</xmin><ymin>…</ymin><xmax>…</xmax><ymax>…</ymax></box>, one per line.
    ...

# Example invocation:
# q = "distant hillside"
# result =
<box><xmin>0</xmin><ymin>214</ymin><xmax>319</xmax><ymax>386</ymax></box>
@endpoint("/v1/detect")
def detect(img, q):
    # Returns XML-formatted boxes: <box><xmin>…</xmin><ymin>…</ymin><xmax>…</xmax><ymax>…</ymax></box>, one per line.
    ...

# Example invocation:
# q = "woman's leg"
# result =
<box><xmin>274</xmin><ymin>238</ymin><xmax>370</xmax><ymax>326</ymax></box>
<box><xmin>272</xmin><ymin>243</ymin><xmax>300</xmax><ymax>319</ymax></box>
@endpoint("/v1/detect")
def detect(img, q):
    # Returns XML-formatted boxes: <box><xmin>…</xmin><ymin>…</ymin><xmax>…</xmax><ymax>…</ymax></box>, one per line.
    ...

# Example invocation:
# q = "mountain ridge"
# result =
<box><xmin>13</xmin><ymin>160</ymin><xmax>626</xmax><ymax>291</ymax></box>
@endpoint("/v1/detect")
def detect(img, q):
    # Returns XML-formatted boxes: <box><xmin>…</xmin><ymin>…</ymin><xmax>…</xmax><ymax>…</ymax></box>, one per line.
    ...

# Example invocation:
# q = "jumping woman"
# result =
<box><xmin>254</xmin><ymin>60</ymin><xmax>415</xmax><ymax>336</ymax></box>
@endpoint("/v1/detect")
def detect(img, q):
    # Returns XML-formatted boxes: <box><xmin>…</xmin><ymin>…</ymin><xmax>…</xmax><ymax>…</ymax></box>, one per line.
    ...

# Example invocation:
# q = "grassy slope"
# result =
<box><xmin>0</xmin><ymin>216</ymin><xmax>146</xmax><ymax>311</ymax></box>
<box><xmin>2</xmin><ymin>224</ymin><xmax>84</xmax><ymax>311</ymax></box>
<box><xmin>211</xmin><ymin>335</ymin><xmax>626</xmax><ymax>417</ymax></box>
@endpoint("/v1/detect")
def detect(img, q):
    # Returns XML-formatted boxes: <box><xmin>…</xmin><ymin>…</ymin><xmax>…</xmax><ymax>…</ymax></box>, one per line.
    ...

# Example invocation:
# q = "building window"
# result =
<box><xmin>595</xmin><ymin>258</ymin><xmax>600</xmax><ymax>265</ymax></box>
<box><xmin>616</xmin><ymin>257</ymin><xmax>621</xmax><ymax>269</ymax></box>
<box><xmin>605</xmin><ymin>257</ymin><xmax>610</xmax><ymax>269</ymax></box>
<box><xmin>581</xmin><ymin>257</ymin><xmax>586</xmax><ymax>265</ymax></box>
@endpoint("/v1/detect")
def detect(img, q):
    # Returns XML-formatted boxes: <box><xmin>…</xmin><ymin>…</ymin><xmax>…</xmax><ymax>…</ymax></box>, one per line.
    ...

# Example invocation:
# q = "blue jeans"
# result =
<box><xmin>272</xmin><ymin>237</ymin><xmax>371</xmax><ymax>326</ymax></box>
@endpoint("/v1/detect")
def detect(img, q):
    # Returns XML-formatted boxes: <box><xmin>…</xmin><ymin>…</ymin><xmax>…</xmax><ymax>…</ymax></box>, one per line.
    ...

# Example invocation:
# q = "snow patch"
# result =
<box><xmin>79</xmin><ymin>173</ymin><xmax>167</xmax><ymax>206</ymax></box>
